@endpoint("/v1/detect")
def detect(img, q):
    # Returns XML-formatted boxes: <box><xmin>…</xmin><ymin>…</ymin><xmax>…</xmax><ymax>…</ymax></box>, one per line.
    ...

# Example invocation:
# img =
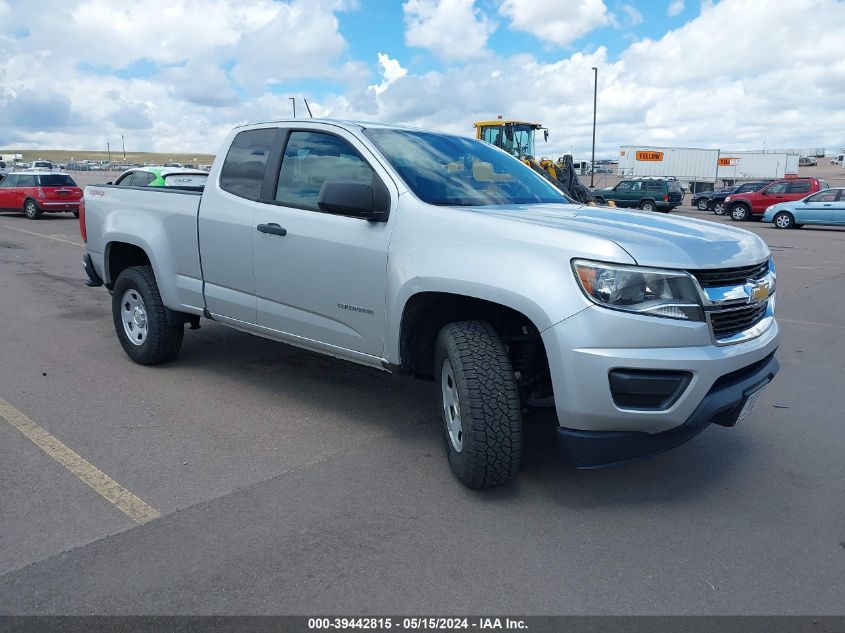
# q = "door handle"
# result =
<box><xmin>256</xmin><ymin>223</ymin><xmax>287</xmax><ymax>236</ymax></box>
<box><xmin>823</xmin><ymin>203</ymin><xmax>832</xmax><ymax>207</ymax></box>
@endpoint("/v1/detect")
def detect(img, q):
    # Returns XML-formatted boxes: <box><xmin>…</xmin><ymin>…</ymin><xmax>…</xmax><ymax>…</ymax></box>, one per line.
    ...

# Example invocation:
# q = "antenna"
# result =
<box><xmin>289</xmin><ymin>97</ymin><xmax>296</xmax><ymax>118</ymax></box>
<box><xmin>304</xmin><ymin>99</ymin><xmax>313</xmax><ymax>118</ymax></box>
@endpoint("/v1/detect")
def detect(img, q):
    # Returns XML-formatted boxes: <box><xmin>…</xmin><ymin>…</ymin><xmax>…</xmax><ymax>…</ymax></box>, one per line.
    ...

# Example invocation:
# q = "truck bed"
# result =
<box><xmin>83</xmin><ymin>185</ymin><xmax>206</xmax><ymax>315</ymax></box>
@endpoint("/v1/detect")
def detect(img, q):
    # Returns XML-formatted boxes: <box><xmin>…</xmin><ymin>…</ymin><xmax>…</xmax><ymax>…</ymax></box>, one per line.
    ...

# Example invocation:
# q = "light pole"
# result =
<box><xmin>590</xmin><ymin>66</ymin><xmax>598</xmax><ymax>188</ymax></box>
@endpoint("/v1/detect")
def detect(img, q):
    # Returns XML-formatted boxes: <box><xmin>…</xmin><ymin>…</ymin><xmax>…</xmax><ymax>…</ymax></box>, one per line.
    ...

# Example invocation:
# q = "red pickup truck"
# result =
<box><xmin>0</xmin><ymin>172</ymin><xmax>84</xmax><ymax>219</ymax></box>
<box><xmin>726</xmin><ymin>178</ymin><xmax>828</xmax><ymax>221</ymax></box>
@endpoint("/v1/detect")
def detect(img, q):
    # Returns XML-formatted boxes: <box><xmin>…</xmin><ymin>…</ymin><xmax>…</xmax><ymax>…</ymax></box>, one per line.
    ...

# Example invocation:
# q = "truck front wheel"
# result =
<box><xmin>112</xmin><ymin>265</ymin><xmax>184</xmax><ymax>365</ymax></box>
<box><xmin>434</xmin><ymin>321</ymin><xmax>522</xmax><ymax>488</ymax></box>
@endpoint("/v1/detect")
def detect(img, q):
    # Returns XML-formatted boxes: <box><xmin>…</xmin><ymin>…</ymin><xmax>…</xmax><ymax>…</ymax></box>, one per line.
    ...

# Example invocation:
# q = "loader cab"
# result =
<box><xmin>474</xmin><ymin>120</ymin><xmax>548</xmax><ymax>160</ymax></box>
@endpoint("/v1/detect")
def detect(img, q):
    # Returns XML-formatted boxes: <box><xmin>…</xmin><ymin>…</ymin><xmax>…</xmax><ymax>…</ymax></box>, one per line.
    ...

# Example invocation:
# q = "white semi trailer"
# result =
<box><xmin>620</xmin><ymin>146</ymin><xmax>802</xmax><ymax>191</ymax></box>
<box><xmin>618</xmin><ymin>146</ymin><xmax>719</xmax><ymax>192</ymax></box>
<box><xmin>716</xmin><ymin>151</ymin><xmax>798</xmax><ymax>183</ymax></box>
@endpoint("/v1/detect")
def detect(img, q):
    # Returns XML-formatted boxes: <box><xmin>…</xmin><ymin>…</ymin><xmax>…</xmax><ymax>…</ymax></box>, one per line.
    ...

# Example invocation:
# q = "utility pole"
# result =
<box><xmin>590</xmin><ymin>66</ymin><xmax>598</xmax><ymax>189</ymax></box>
<box><xmin>107</xmin><ymin>138</ymin><xmax>111</xmax><ymax>163</ymax></box>
<box><xmin>122</xmin><ymin>134</ymin><xmax>126</xmax><ymax>160</ymax></box>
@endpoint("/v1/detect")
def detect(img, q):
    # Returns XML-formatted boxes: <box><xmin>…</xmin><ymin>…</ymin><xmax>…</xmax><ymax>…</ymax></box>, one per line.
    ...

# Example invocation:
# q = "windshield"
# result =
<box><xmin>363</xmin><ymin>129</ymin><xmax>570</xmax><ymax>206</ymax></box>
<box><xmin>38</xmin><ymin>174</ymin><xmax>76</xmax><ymax>186</ymax></box>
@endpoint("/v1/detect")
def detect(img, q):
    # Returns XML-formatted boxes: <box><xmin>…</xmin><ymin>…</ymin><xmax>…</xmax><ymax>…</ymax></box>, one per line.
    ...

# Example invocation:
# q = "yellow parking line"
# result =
<box><xmin>0</xmin><ymin>224</ymin><xmax>83</xmax><ymax>247</ymax></box>
<box><xmin>0</xmin><ymin>397</ymin><xmax>160</xmax><ymax>524</ymax></box>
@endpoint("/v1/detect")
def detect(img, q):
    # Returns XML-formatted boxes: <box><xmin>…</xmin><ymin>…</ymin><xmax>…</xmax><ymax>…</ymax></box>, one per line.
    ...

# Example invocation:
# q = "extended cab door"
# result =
<box><xmin>198</xmin><ymin>126</ymin><xmax>279</xmax><ymax>324</ymax></box>
<box><xmin>251</xmin><ymin>127</ymin><xmax>394</xmax><ymax>358</ymax></box>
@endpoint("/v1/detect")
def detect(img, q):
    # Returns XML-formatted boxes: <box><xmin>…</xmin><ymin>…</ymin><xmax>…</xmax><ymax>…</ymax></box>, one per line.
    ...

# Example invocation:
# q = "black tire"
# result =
<box><xmin>713</xmin><ymin>201</ymin><xmax>726</xmax><ymax>215</ymax></box>
<box><xmin>594</xmin><ymin>196</ymin><xmax>606</xmax><ymax>205</ymax></box>
<box><xmin>112</xmin><ymin>265</ymin><xmax>184</xmax><ymax>365</ymax></box>
<box><xmin>729</xmin><ymin>204</ymin><xmax>751</xmax><ymax>221</ymax></box>
<box><xmin>640</xmin><ymin>200</ymin><xmax>656</xmax><ymax>212</ymax></box>
<box><xmin>23</xmin><ymin>199</ymin><xmax>42</xmax><ymax>220</ymax></box>
<box><xmin>434</xmin><ymin>321</ymin><xmax>522</xmax><ymax>489</ymax></box>
<box><xmin>696</xmin><ymin>198</ymin><xmax>709</xmax><ymax>210</ymax></box>
<box><xmin>773</xmin><ymin>211</ymin><xmax>795</xmax><ymax>229</ymax></box>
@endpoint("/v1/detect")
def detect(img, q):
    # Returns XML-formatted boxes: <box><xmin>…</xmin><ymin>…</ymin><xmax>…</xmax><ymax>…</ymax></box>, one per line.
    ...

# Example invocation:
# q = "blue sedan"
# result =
<box><xmin>762</xmin><ymin>187</ymin><xmax>845</xmax><ymax>229</ymax></box>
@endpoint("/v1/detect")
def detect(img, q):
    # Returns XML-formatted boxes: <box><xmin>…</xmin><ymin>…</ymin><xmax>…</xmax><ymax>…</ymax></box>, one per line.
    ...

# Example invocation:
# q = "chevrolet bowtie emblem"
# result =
<box><xmin>747</xmin><ymin>279</ymin><xmax>770</xmax><ymax>303</ymax></box>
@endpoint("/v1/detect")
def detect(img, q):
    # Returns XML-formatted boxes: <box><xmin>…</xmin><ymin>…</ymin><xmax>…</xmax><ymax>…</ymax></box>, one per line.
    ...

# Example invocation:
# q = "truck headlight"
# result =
<box><xmin>573</xmin><ymin>260</ymin><xmax>704</xmax><ymax>321</ymax></box>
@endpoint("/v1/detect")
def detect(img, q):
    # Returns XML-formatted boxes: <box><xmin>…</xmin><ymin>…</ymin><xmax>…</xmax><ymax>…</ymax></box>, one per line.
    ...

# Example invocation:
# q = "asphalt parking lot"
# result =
<box><xmin>0</xmin><ymin>202</ymin><xmax>843</xmax><ymax>615</ymax></box>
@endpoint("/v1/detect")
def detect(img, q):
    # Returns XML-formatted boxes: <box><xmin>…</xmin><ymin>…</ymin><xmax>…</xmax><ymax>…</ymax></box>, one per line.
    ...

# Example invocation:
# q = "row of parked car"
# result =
<box><xmin>691</xmin><ymin>178</ymin><xmax>843</xmax><ymax>229</ymax></box>
<box><xmin>0</xmin><ymin>166</ymin><xmax>208</xmax><ymax>219</ymax></box>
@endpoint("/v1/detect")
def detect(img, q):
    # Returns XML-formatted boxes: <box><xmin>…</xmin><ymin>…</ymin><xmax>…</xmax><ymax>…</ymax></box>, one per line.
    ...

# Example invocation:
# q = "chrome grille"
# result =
<box><xmin>709</xmin><ymin>302</ymin><xmax>769</xmax><ymax>339</ymax></box>
<box><xmin>688</xmin><ymin>261</ymin><xmax>768</xmax><ymax>288</ymax></box>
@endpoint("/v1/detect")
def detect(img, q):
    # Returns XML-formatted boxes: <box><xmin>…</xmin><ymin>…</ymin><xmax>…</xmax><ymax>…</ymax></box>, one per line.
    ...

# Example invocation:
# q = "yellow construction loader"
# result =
<box><xmin>473</xmin><ymin>118</ymin><xmax>598</xmax><ymax>204</ymax></box>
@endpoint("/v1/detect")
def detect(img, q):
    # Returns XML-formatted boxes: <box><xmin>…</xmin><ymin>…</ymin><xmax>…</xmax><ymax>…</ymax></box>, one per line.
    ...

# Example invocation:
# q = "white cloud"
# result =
<box><xmin>668</xmin><ymin>0</ymin><xmax>685</xmax><ymax>17</ymax></box>
<box><xmin>499</xmin><ymin>0</ymin><xmax>613</xmax><ymax>47</ymax></box>
<box><xmin>619</xmin><ymin>4</ymin><xmax>643</xmax><ymax>27</ymax></box>
<box><xmin>403</xmin><ymin>0</ymin><xmax>495</xmax><ymax>61</ymax></box>
<box><xmin>369</xmin><ymin>53</ymin><xmax>408</xmax><ymax>95</ymax></box>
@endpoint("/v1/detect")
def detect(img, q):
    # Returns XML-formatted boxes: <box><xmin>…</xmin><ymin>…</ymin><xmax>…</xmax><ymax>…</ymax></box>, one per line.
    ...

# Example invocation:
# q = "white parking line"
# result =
<box><xmin>0</xmin><ymin>397</ymin><xmax>161</xmax><ymax>525</ymax></box>
<box><xmin>0</xmin><ymin>223</ymin><xmax>83</xmax><ymax>247</ymax></box>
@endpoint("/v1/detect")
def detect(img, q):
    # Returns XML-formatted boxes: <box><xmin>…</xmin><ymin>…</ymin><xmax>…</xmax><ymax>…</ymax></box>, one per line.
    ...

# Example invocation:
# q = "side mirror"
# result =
<box><xmin>317</xmin><ymin>180</ymin><xmax>385</xmax><ymax>221</ymax></box>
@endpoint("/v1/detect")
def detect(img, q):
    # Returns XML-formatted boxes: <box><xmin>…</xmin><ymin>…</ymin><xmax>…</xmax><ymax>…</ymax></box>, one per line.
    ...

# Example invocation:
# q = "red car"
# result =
<box><xmin>0</xmin><ymin>171</ymin><xmax>84</xmax><ymax>219</ymax></box>
<box><xmin>726</xmin><ymin>177</ymin><xmax>828</xmax><ymax>221</ymax></box>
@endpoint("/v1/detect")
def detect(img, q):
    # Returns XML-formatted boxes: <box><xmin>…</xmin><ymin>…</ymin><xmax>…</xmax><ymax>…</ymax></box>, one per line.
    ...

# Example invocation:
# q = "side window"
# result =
<box><xmin>807</xmin><ymin>190</ymin><xmax>838</xmax><ymax>203</ymax></box>
<box><xmin>220</xmin><ymin>128</ymin><xmax>276</xmax><ymax>201</ymax></box>
<box><xmin>17</xmin><ymin>175</ymin><xmax>37</xmax><ymax>187</ymax></box>
<box><xmin>275</xmin><ymin>131</ymin><xmax>375</xmax><ymax>211</ymax></box>
<box><xmin>0</xmin><ymin>175</ymin><xmax>18</xmax><ymax>188</ymax></box>
<box><xmin>630</xmin><ymin>181</ymin><xmax>643</xmax><ymax>192</ymax></box>
<box><xmin>136</xmin><ymin>171</ymin><xmax>156</xmax><ymax>186</ymax></box>
<box><xmin>787</xmin><ymin>180</ymin><xmax>811</xmax><ymax>194</ymax></box>
<box><xmin>116</xmin><ymin>172</ymin><xmax>136</xmax><ymax>186</ymax></box>
<box><xmin>646</xmin><ymin>181</ymin><xmax>663</xmax><ymax>192</ymax></box>
<box><xmin>765</xmin><ymin>182</ymin><xmax>789</xmax><ymax>194</ymax></box>
<box><xmin>616</xmin><ymin>181</ymin><xmax>632</xmax><ymax>191</ymax></box>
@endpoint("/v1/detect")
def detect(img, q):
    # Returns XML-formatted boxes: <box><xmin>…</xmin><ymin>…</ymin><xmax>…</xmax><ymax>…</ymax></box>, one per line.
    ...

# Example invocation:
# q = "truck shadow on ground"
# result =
<box><xmin>162</xmin><ymin>320</ymin><xmax>749</xmax><ymax>510</ymax></box>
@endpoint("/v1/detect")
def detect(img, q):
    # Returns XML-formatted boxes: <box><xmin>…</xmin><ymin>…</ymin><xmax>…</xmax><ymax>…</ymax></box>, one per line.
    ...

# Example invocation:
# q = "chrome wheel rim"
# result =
<box><xmin>643</xmin><ymin>203</ymin><xmax>654</xmax><ymax>212</ymax></box>
<box><xmin>714</xmin><ymin>203</ymin><xmax>725</xmax><ymax>214</ymax></box>
<box><xmin>697</xmin><ymin>199</ymin><xmax>708</xmax><ymax>210</ymax></box>
<box><xmin>441</xmin><ymin>359</ymin><xmax>463</xmax><ymax>452</ymax></box>
<box><xmin>25</xmin><ymin>201</ymin><xmax>36</xmax><ymax>217</ymax></box>
<box><xmin>775</xmin><ymin>214</ymin><xmax>791</xmax><ymax>228</ymax></box>
<box><xmin>121</xmin><ymin>288</ymin><xmax>148</xmax><ymax>346</ymax></box>
<box><xmin>732</xmin><ymin>208</ymin><xmax>745</xmax><ymax>220</ymax></box>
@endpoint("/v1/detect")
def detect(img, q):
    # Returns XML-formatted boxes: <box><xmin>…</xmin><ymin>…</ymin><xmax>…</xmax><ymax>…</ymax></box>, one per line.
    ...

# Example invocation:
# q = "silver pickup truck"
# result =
<box><xmin>81</xmin><ymin>119</ymin><xmax>779</xmax><ymax>488</ymax></box>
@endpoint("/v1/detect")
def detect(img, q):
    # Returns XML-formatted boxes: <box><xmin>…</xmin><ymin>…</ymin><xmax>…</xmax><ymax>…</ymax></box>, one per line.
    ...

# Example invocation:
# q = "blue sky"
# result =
<box><xmin>1</xmin><ymin>0</ymin><xmax>844</xmax><ymax>156</ymax></box>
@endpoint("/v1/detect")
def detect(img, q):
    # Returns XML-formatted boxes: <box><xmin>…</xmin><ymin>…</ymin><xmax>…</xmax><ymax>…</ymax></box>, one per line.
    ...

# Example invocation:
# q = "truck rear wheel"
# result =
<box><xmin>434</xmin><ymin>321</ymin><xmax>522</xmax><ymax>488</ymax></box>
<box><xmin>112</xmin><ymin>265</ymin><xmax>184</xmax><ymax>365</ymax></box>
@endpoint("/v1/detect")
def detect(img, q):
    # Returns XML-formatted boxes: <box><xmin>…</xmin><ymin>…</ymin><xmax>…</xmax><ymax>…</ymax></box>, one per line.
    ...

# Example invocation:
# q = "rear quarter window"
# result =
<box><xmin>787</xmin><ymin>181</ymin><xmax>811</xmax><ymax>194</ymax></box>
<box><xmin>219</xmin><ymin>128</ymin><xmax>277</xmax><ymax>201</ymax></box>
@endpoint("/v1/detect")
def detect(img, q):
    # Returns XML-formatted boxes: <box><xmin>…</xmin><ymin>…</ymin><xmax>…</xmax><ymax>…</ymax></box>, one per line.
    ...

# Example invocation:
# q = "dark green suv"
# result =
<box><xmin>593</xmin><ymin>179</ymin><xmax>684</xmax><ymax>212</ymax></box>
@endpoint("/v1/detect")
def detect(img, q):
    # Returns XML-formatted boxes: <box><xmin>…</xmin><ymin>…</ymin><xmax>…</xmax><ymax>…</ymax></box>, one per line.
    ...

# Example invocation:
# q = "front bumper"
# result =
<box><xmin>556</xmin><ymin>351</ymin><xmax>779</xmax><ymax>468</ymax></box>
<box><xmin>542</xmin><ymin>305</ymin><xmax>780</xmax><ymax>437</ymax></box>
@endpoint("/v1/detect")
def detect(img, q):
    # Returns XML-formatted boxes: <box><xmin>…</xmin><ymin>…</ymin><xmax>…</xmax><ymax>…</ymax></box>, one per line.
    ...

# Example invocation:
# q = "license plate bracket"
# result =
<box><xmin>736</xmin><ymin>379</ymin><xmax>769</xmax><ymax>423</ymax></box>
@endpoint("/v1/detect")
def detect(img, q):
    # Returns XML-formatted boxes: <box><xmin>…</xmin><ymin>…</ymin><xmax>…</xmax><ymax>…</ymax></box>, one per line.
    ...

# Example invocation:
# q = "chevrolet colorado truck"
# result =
<box><xmin>81</xmin><ymin>120</ymin><xmax>780</xmax><ymax>488</ymax></box>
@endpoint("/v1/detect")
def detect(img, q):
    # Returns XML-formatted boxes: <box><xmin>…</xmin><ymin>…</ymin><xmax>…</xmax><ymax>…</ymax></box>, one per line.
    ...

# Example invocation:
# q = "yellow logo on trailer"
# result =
<box><xmin>635</xmin><ymin>151</ymin><xmax>664</xmax><ymax>161</ymax></box>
